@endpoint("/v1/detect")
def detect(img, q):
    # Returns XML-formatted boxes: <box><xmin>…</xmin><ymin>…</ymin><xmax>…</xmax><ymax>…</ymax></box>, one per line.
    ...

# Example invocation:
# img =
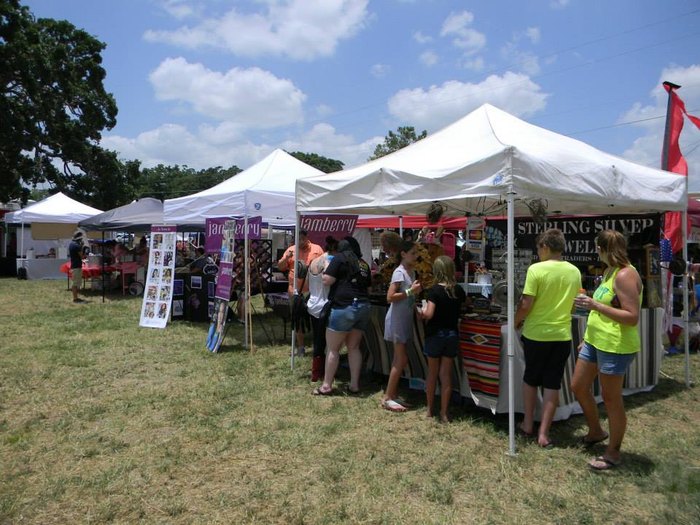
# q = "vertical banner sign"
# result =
<box><xmin>299</xmin><ymin>214</ymin><xmax>358</xmax><ymax>245</ymax></box>
<box><xmin>139</xmin><ymin>225</ymin><xmax>177</xmax><ymax>329</ymax></box>
<box><xmin>206</xmin><ymin>220</ymin><xmax>236</xmax><ymax>352</ymax></box>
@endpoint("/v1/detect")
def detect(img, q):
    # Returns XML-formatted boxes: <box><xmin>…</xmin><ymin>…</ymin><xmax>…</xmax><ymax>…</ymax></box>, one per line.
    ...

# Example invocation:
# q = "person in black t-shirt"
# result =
<box><xmin>68</xmin><ymin>229</ymin><xmax>87</xmax><ymax>304</ymax></box>
<box><xmin>313</xmin><ymin>237</ymin><xmax>371</xmax><ymax>396</ymax></box>
<box><xmin>417</xmin><ymin>256</ymin><xmax>465</xmax><ymax>422</ymax></box>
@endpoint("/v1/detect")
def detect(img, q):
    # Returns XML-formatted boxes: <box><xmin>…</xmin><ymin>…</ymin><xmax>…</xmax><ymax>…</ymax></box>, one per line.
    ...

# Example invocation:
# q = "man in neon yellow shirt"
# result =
<box><xmin>515</xmin><ymin>229</ymin><xmax>581</xmax><ymax>448</ymax></box>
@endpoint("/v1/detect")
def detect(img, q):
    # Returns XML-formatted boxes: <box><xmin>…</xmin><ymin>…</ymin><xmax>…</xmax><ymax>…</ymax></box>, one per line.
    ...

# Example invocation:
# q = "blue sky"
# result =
<box><xmin>23</xmin><ymin>0</ymin><xmax>700</xmax><ymax>190</ymax></box>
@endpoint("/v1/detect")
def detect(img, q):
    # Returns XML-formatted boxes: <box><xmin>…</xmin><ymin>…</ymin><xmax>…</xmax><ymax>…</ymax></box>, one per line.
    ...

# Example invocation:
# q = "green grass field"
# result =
<box><xmin>1</xmin><ymin>279</ymin><xmax>699</xmax><ymax>524</ymax></box>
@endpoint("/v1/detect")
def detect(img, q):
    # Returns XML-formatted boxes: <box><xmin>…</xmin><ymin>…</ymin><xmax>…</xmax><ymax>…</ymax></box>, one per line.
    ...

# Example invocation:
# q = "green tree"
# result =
<box><xmin>368</xmin><ymin>126</ymin><xmax>427</xmax><ymax>161</ymax></box>
<box><xmin>0</xmin><ymin>0</ymin><xmax>118</xmax><ymax>202</ymax></box>
<box><xmin>289</xmin><ymin>151</ymin><xmax>344</xmax><ymax>173</ymax></box>
<box><xmin>136</xmin><ymin>165</ymin><xmax>241</xmax><ymax>200</ymax></box>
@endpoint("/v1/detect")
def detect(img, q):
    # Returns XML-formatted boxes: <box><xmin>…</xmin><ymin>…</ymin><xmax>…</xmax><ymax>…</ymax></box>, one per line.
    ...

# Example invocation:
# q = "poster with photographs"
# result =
<box><xmin>139</xmin><ymin>225</ymin><xmax>177</xmax><ymax>329</ymax></box>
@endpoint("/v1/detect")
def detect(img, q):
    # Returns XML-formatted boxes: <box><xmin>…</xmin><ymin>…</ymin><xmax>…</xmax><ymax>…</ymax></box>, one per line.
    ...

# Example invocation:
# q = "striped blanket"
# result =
<box><xmin>460</xmin><ymin>319</ymin><xmax>503</xmax><ymax>397</ymax></box>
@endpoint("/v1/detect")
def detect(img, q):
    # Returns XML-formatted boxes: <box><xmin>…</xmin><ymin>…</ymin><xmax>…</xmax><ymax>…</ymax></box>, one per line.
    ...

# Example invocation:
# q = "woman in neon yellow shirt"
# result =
<box><xmin>571</xmin><ymin>230</ymin><xmax>642</xmax><ymax>470</ymax></box>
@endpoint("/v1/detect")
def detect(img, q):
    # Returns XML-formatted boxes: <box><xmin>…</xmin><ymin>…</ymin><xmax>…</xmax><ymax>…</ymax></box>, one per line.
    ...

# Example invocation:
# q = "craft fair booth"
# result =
<box><xmin>296</xmin><ymin>103</ymin><xmax>687</xmax><ymax>453</ymax></box>
<box><xmin>4</xmin><ymin>192</ymin><xmax>102</xmax><ymax>279</ymax></box>
<box><xmin>164</xmin><ymin>150</ymin><xmax>323</xmax><ymax>329</ymax></box>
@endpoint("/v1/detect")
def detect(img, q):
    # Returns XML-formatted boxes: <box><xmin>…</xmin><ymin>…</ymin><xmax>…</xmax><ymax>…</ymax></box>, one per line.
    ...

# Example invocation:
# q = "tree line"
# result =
<box><xmin>1</xmin><ymin>0</ymin><xmax>425</xmax><ymax>210</ymax></box>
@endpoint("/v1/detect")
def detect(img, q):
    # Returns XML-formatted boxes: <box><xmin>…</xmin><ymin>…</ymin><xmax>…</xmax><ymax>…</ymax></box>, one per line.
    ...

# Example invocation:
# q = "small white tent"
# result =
<box><xmin>4</xmin><ymin>192</ymin><xmax>103</xmax><ymax>224</ymax></box>
<box><xmin>4</xmin><ymin>192</ymin><xmax>103</xmax><ymax>261</ymax></box>
<box><xmin>296</xmin><ymin>103</ymin><xmax>687</xmax><ymax>454</ymax></box>
<box><xmin>164</xmin><ymin>149</ymin><xmax>323</xmax><ymax>228</ymax></box>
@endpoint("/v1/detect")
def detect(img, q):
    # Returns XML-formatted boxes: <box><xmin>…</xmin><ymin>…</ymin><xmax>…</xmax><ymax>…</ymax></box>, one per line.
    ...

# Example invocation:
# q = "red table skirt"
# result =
<box><xmin>60</xmin><ymin>262</ymin><xmax>117</xmax><ymax>278</ymax></box>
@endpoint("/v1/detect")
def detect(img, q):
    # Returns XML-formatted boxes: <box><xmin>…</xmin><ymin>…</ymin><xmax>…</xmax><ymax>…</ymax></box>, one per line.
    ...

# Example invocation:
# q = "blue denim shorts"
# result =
<box><xmin>578</xmin><ymin>341</ymin><xmax>636</xmax><ymax>375</ymax></box>
<box><xmin>327</xmin><ymin>302</ymin><xmax>370</xmax><ymax>332</ymax></box>
<box><xmin>423</xmin><ymin>330</ymin><xmax>459</xmax><ymax>359</ymax></box>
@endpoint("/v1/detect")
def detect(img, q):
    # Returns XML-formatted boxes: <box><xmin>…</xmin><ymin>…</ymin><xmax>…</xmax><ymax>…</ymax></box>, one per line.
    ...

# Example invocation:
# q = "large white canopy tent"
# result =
<box><xmin>4</xmin><ymin>192</ymin><xmax>103</xmax><ymax>258</ymax></box>
<box><xmin>296</xmin><ymin>103</ymin><xmax>687</xmax><ymax>454</ymax></box>
<box><xmin>164</xmin><ymin>148</ymin><xmax>324</xmax><ymax>229</ymax></box>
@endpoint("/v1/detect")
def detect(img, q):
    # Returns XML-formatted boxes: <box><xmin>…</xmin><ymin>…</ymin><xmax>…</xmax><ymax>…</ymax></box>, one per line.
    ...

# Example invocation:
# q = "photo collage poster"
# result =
<box><xmin>139</xmin><ymin>225</ymin><xmax>177</xmax><ymax>329</ymax></box>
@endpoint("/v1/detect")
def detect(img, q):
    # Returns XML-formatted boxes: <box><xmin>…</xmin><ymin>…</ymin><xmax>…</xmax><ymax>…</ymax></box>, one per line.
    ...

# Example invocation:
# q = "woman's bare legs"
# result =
<box><xmin>425</xmin><ymin>356</ymin><xmax>440</xmax><ymax>417</ymax></box>
<box><xmin>598</xmin><ymin>373</ymin><xmax>626</xmax><ymax>463</ymax></box>
<box><xmin>346</xmin><ymin>328</ymin><xmax>364</xmax><ymax>392</ymax></box>
<box><xmin>383</xmin><ymin>342</ymin><xmax>408</xmax><ymax>402</ymax></box>
<box><xmin>571</xmin><ymin>358</ymin><xmax>608</xmax><ymax>442</ymax></box>
<box><xmin>320</xmin><ymin>328</ymin><xmax>346</xmax><ymax>392</ymax></box>
<box><xmin>438</xmin><ymin>357</ymin><xmax>452</xmax><ymax>422</ymax></box>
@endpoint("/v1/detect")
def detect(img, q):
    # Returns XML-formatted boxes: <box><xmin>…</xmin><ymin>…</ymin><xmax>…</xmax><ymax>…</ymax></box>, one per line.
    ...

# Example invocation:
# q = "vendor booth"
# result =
<box><xmin>296</xmin><ymin>103</ymin><xmax>687</xmax><ymax>453</ymax></box>
<box><xmin>164</xmin><ymin>149</ymin><xmax>323</xmax><ymax>229</ymax></box>
<box><xmin>4</xmin><ymin>192</ymin><xmax>102</xmax><ymax>279</ymax></box>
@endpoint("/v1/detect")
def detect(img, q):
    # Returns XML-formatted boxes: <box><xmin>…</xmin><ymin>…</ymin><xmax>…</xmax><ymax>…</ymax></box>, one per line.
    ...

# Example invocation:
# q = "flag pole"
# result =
<box><xmin>661</xmin><ymin>80</ymin><xmax>692</xmax><ymax>388</ymax></box>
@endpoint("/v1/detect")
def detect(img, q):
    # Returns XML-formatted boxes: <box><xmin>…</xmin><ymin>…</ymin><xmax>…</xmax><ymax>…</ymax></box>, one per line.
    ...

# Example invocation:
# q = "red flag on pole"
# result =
<box><xmin>662</xmin><ymin>82</ymin><xmax>700</xmax><ymax>253</ymax></box>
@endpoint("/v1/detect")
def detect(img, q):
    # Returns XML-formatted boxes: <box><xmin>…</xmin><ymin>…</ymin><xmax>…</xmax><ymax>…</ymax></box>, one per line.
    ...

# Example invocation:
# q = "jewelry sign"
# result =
<box><xmin>139</xmin><ymin>225</ymin><xmax>177</xmax><ymax>329</ymax></box>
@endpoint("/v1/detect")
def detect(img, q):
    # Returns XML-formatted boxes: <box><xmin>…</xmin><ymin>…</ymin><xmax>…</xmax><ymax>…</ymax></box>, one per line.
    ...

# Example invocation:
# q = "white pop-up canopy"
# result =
<box><xmin>164</xmin><ymin>149</ymin><xmax>323</xmax><ymax>228</ymax></box>
<box><xmin>4</xmin><ymin>192</ymin><xmax>103</xmax><ymax>224</ymax></box>
<box><xmin>297</xmin><ymin>103</ymin><xmax>686</xmax><ymax>217</ymax></box>
<box><xmin>296</xmin><ymin>103</ymin><xmax>687</xmax><ymax>455</ymax></box>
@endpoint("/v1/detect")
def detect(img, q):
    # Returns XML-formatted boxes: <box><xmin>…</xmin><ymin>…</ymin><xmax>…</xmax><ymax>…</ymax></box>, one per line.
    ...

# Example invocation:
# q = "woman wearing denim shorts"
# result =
<box><xmin>571</xmin><ymin>230</ymin><xmax>642</xmax><ymax>471</ymax></box>
<box><xmin>313</xmin><ymin>237</ymin><xmax>371</xmax><ymax>396</ymax></box>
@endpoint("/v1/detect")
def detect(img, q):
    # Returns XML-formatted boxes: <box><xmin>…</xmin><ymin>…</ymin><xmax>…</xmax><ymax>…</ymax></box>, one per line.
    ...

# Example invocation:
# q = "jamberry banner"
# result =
<box><xmin>299</xmin><ymin>214</ymin><xmax>358</xmax><ymax>245</ymax></box>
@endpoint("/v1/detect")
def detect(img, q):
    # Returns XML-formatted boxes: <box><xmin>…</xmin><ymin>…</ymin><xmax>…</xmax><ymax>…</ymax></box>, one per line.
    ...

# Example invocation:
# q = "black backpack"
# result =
<box><xmin>17</xmin><ymin>267</ymin><xmax>27</xmax><ymax>280</ymax></box>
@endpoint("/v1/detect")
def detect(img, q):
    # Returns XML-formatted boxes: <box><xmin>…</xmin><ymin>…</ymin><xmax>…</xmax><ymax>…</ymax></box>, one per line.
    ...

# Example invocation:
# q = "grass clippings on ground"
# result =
<box><xmin>1</xmin><ymin>279</ymin><xmax>699</xmax><ymax>524</ymax></box>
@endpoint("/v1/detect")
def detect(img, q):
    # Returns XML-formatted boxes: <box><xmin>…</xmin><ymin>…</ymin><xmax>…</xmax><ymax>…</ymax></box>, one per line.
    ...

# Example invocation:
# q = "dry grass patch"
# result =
<box><xmin>1</xmin><ymin>279</ymin><xmax>699</xmax><ymax>524</ymax></box>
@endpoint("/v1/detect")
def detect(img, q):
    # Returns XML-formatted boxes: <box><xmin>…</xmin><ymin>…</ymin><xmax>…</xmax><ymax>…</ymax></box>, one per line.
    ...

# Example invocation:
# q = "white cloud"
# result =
<box><xmin>279</xmin><ymin>122</ymin><xmax>379</xmax><ymax>168</ymax></box>
<box><xmin>149</xmin><ymin>57</ymin><xmax>306</xmax><ymax>128</ymax></box>
<box><xmin>419</xmin><ymin>51</ymin><xmax>438</xmax><ymax>67</ymax></box>
<box><xmin>413</xmin><ymin>31</ymin><xmax>432</xmax><ymax>44</ymax></box>
<box><xmin>460</xmin><ymin>56</ymin><xmax>484</xmax><ymax>71</ymax></box>
<box><xmin>621</xmin><ymin>64</ymin><xmax>700</xmax><ymax>191</ymax></box>
<box><xmin>386</xmin><ymin>72</ymin><xmax>549</xmax><ymax>131</ymax></box>
<box><xmin>371</xmin><ymin>63</ymin><xmax>391</xmax><ymax>78</ymax></box>
<box><xmin>144</xmin><ymin>0</ymin><xmax>370</xmax><ymax>61</ymax></box>
<box><xmin>156</xmin><ymin>0</ymin><xmax>198</xmax><ymax>20</ymax></box>
<box><xmin>525</xmin><ymin>27</ymin><xmax>541</xmax><ymax>44</ymax></box>
<box><xmin>501</xmin><ymin>42</ymin><xmax>540</xmax><ymax>76</ymax></box>
<box><xmin>440</xmin><ymin>10</ymin><xmax>485</xmax><ymax>56</ymax></box>
<box><xmin>550</xmin><ymin>0</ymin><xmax>570</xmax><ymax>9</ymax></box>
<box><xmin>103</xmin><ymin>124</ymin><xmax>275</xmax><ymax>170</ymax></box>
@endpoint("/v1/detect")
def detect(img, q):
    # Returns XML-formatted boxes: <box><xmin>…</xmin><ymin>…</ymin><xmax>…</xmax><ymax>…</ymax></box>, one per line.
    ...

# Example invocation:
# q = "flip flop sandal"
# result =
<box><xmin>381</xmin><ymin>399</ymin><xmax>407</xmax><ymax>412</ymax></box>
<box><xmin>539</xmin><ymin>440</ymin><xmax>555</xmax><ymax>449</ymax></box>
<box><xmin>395</xmin><ymin>397</ymin><xmax>413</xmax><ymax>408</ymax></box>
<box><xmin>588</xmin><ymin>456</ymin><xmax>620</xmax><ymax>471</ymax></box>
<box><xmin>312</xmin><ymin>386</ymin><xmax>334</xmax><ymax>396</ymax></box>
<box><xmin>581</xmin><ymin>433</ymin><xmax>609</xmax><ymax>446</ymax></box>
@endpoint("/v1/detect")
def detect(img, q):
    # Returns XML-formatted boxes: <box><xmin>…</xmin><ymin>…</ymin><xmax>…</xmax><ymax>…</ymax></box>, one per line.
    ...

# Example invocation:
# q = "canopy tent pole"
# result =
<box><xmin>506</xmin><ymin>192</ymin><xmax>516</xmax><ymax>456</ymax></box>
<box><xmin>244</xmin><ymin>215</ymin><xmax>252</xmax><ymax>351</ymax></box>
<box><xmin>464</xmin><ymin>216</ymin><xmax>470</xmax><ymax>284</ymax></box>
<box><xmin>291</xmin><ymin>214</ymin><xmax>300</xmax><ymax>370</ymax></box>
<box><xmin>399</xmin><ymin>215</ymin><xmax>403</xmax><ymax>238</ymax></box>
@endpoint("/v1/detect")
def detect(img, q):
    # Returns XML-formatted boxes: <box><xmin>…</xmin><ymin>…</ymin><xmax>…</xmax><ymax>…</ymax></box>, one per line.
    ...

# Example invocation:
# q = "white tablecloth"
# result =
<box><xmin>17</xmin><ymin>258</ymin><xmax>69</xmax><ymax>280</ymax></box>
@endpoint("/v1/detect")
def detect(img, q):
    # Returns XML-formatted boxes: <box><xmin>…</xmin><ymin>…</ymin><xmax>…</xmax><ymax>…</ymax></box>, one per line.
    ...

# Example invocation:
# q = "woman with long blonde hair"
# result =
<box><xmin>417</xmin><ymin>256</ymin><xmax>466</xmax><ymax>422</ymax></box>
<box><xmin>571</xmin><ymin>230</ymin><xmax>642</xmax><ymax>470</ymax></box>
